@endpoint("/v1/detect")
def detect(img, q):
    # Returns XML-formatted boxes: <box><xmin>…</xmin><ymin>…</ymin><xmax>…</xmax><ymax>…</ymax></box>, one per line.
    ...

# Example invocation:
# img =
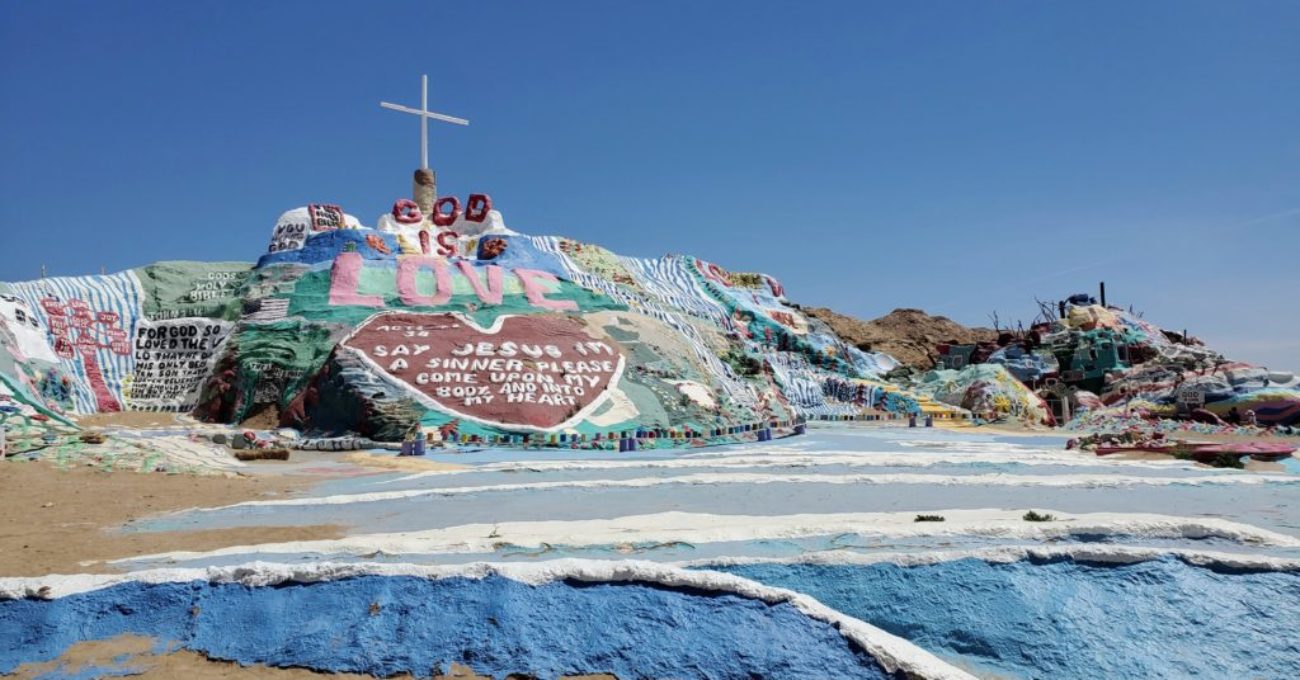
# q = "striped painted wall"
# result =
<box><xmin>530</xmin><ymin>236</ymin><xmax>759</xmax><ymax>408</ymax></box>
<box><xmin>6</xmin><ymin>271</ymin><xmax>146</xmax><ymax>414</ymax></box>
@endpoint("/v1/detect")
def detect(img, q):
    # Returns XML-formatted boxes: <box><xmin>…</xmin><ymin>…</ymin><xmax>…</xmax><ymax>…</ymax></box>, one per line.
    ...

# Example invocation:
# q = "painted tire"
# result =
<box><xmin>391</xmin><ymin>199</ymin><xmax>423</xmax><ymax>224</ymax></box>
<box><xmin>432</xmin><ymin>196</ymin><xmax>461</xmax><ymax>227</ymax></box>
<box><xmin>465</xmin><ymin>193</ymin><xmax>492</xmax><ymax>222</ymax></box>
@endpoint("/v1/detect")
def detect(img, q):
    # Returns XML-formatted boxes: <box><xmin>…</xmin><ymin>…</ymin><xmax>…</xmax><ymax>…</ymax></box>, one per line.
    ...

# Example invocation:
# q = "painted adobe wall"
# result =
<box><xmin>0</xmin><ymin>262</ymin><xmax>250</xmax><ymax>416</ymax></box>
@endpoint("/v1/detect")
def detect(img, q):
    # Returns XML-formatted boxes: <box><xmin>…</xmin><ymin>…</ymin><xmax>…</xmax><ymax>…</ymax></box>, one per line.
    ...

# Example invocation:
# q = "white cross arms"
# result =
<box><xmin>380</xmin><ymin>74</ymin><xmax>469</xmax><ymax>169</ymax></box>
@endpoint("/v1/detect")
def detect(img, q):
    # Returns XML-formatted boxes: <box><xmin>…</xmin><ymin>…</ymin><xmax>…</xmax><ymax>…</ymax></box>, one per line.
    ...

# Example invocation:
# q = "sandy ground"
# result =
<box><xmin>931</xmin><ymin>421</ymin><xmax>1056</xmax><ymax>438</ymax></box>
<box><xmin>7</xmin><ymin>635</ymin><xmax>617</xmax><ymax>679</ymax></box>
<box><xmin>342</xmin><ymin>451</ymin><xmax>466</xmax><ymax>473</ymax></box>
<box><xmin>73</xmin><ymin>411</ymin><xmax>190</xmax><ymax>429</ymax></box>
<box><xmin>0</xmin><ymin>461</ymin><xmax>344</xmax><ymax>576</ymax></box>
<box><xmin>7</xmin><ymin>636</ymin><xmax>379</xmax><ymax>679</ymax></box>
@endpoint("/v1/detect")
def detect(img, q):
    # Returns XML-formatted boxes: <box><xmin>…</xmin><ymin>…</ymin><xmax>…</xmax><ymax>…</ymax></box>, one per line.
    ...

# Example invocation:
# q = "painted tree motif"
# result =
<box><xmin>40</xmin><ymin>297</ymin><xmax>131</xmax><ymax>412</ymax></box>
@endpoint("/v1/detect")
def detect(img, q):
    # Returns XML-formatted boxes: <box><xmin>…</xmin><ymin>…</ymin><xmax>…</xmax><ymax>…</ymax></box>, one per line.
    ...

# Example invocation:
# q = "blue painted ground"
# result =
<box><xmin>129</xmin><ymin>427</ymin><xmax>1300</xmax><ymax>548</ymax></box>
<box><xmin>718</xmin><ymin>555</ymin><xmax>1300</xmax><ymax>679</ymax></box>
<box><xmin>0</xmin><ymin>574</ymin><xmax>889</xmax><ymax>680</ymax></box>
<box><xmin>14</xmin><ymin>425</ymin><xmax>1300</xmax><ymax>678</ymax></box>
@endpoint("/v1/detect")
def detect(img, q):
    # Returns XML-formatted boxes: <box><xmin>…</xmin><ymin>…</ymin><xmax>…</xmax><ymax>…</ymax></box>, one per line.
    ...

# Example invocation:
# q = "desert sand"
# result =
<box><xmin>7</xmin><ymin>635</ymin><xmax>617</xmax><ymax>679</ymax></box>
<box><xmin>0</xmin><ymin>461</ymin><xmax>343</xmax><ymax>576</ymax></box>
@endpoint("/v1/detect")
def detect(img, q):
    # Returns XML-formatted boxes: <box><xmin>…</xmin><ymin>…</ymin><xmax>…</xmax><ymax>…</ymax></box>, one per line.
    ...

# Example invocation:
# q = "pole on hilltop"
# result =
<box><xmin>380</xmin><ymin>75</ymin><xmax>469</xmax><ymax>216</ymax></box>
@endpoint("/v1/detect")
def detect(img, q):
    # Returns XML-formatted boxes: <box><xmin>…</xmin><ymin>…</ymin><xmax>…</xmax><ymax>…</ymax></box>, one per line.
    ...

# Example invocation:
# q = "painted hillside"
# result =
<box><xmin>0</xmin><ymin>195</ymin><xmax>924</xmax><ymax>448</ymax></box>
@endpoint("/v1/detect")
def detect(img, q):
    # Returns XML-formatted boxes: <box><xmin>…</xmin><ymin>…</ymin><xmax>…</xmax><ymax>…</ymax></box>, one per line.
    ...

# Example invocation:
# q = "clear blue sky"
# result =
<box><xmin>2</xmin><ymin>1</ymin><xmax>1297</xmax><ymax>369</ymax></box>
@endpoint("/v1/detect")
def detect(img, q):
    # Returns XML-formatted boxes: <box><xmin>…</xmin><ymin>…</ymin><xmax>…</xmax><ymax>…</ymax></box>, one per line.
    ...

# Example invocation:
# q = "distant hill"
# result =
<box><xmin>802</xmin><ymin>307</ymin><xmax>997</xmax><ymax>369</ymax></box>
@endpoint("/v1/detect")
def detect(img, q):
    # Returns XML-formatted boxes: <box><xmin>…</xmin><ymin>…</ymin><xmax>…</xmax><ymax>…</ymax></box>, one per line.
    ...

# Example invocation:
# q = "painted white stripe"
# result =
<box><xmin>381</xmin><ymin>449</ymin><xmax>1196</xmax><ymax>484</ymax></box>
<box><xmin>202</xmin><ymin>470</ymin><xmax>1300</xmax><ymax>509</ymax></box>
<box><xmin>681</xmin><ymin>544</ymin><xmax>1300</xmax><ymax>572</ymax></box>
<box><xmin>110</xmin><ymin>509</ymin><xmax>1300</xmax><ymax>565</ymax></box>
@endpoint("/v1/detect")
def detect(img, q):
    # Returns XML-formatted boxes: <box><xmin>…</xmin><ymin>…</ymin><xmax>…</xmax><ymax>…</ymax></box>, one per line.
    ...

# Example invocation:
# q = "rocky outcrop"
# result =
<box><xmin>801</xmin><ymin>307</ymin><xmax>996</xmax><ymax>369</ymax></box>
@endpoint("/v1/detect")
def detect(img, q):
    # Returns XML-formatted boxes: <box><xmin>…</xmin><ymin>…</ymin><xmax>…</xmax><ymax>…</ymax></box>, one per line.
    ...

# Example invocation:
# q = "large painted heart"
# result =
<box><xmin>341</xmin><ymin>312</ymin><xmax>624</xmax><ymax>431</ymax></box>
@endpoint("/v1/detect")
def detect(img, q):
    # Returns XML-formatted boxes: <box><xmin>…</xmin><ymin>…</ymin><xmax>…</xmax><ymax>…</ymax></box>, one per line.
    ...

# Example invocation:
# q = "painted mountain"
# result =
<box><xmin>0</xmin><ymin>196</ymin><xmax>910</xmax><ymax>445</ymax></box>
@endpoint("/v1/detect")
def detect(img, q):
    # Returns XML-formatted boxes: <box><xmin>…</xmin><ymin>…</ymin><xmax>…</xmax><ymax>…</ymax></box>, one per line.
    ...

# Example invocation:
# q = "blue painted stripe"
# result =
<box><xmin>0</xmin><ymin>575</ymin><xmax>891</xmax><ymax>679</ymax></box>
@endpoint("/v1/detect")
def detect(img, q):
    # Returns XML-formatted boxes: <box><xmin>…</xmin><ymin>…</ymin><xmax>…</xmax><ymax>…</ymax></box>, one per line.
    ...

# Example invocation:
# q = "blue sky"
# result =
<box><xmin>2</xmin><ymin>1</ymin><xmax>1297</xmax><ymax>369</ymax></box>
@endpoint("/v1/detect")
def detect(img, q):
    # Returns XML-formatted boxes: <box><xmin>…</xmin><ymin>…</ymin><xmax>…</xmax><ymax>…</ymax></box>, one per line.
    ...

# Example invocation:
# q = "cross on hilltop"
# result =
<box><xmin>380</xmin><ymin>75</ymin><xmax>469</xmax><ymax>170</ymax></box>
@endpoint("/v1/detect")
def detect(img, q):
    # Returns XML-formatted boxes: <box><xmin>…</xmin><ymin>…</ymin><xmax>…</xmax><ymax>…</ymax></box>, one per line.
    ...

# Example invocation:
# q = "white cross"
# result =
<box><xmin>380</xmin><ymin>74</ymin><xmax>469</xmax><ymax>169</ymax></box>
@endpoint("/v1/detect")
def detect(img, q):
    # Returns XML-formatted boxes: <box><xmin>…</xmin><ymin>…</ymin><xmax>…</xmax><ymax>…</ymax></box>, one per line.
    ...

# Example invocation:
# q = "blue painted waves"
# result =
<box><xmin>719</xmin><ymin>555</ymin><xmax>1300</xmax><ymax>679</ymax></box>
<box><xmin>1</xmin><ymin>571</ymin><xmax>899</xmax><ymax>679</ymax></box>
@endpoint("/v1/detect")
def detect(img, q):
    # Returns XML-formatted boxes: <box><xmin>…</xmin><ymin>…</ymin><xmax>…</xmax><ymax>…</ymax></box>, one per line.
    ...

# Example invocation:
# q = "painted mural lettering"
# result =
<box><xmin>391</xmin><ymin>199</ymin><xmax>423</xmax><ymax>224</ymax></box>
<box><xmin>308</xmin><ymin>204</ymin><xmax>346</xmax><ymax>231</ymax></box>
<box><xmin>341</xmin><ymin>312</ymin><xmax>624</xmax><ymax>430</ymax></box>
<box><xmin>432</xmin><ymin>197</ymin><xmax>461</xmax><ymax>227</ymax></box>
<box><xmin>436</xmin><ymin>230</ymin><xmax>459</xmax><ymax>257</ymax></box>
<box><xmin>243</xmin><ymin>361</ymin><xmax>306</xmax><ymax>403</ymax></box>
<box><xmin>327</xmin><ymin>252</ymin><xmax>578</xmax><ymax>311</ymax></box>
<box><xmin>269</xmin><ymin>219</ymin><xmax>308</xmax><ymax>252</ymax></box>
<box><xmin>128</xmin><ymin>319</ymin><xmax>233</xmax><ymax>410</ymax></box>
<box><xmin>464</xmin><ymin>193</ymin><xmax>492</xmax><ymax>222</ymax></box>
<box><xmin>188</xmin><ymin>271</ymin><xmax>248</xmax><ymax>302</ymax></box>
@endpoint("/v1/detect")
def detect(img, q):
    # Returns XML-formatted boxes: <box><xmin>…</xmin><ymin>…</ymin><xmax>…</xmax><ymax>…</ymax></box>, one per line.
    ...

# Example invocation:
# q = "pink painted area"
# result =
<box><xmin>397</xmin><ymin>256</ymin><xmax>454</xmax><ymax>307</ymax></box>
<box><xmin>696</xmin><ymin>259</ymin><xmax>731</xmax><ymax>287</ymax></box>
<box><xmin>329</xmin><ymin>252</ymin><xmax>384</xmax><ymax>307</ymax></box>
<box><xmin>515</xmin><ymin>268</ymin><xmax>579</xmax><ymax>311</ymax></box>
<box><xmin>457</xmin><ymin>262</ymin><xmax>505</xmax><ymax>305</ymax></box>
<box><xmin>80</xmin><ymin>350</ymin><xmax>121</xmax><ymax>412</ymax></box>
<box><xmin>38</xmin><ymin>295</ymin><xmax>130</xmax><ymax>412</ymax></box>
<box><xmin>328</xmin><ymin>255</ymin><xmax>581</xmax><ymax>311</ymax></box>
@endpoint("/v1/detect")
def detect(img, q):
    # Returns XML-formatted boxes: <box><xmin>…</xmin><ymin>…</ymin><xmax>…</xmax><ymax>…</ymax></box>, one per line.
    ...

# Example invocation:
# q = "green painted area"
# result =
<box><xmin>613</xmin><ymin>379</ymin><xmax>674</xmax><ymax>427</ymax></box>
<box><xmin>283</xmin><ymin>266</ymin><xmax>626</xmax><ymax>327</ymax></box>
<box><xmin>1054</xmin><ymin>328</ymin><xmax>1129</xmax><ymax>392</ymax></box>
<box><xmin>219</xmin><ymin>320</ymin><xmax>341</xmax><ymax>419</ymax></box>
<box><xmin>134</xmin><ymin>261</ymin><xmax>253</xmax><ymax>321</ymax></box>
<box><xmin>0</xmin><ymin>372</ymin><xmax>77</xmax><ymax>428</ymax></box>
